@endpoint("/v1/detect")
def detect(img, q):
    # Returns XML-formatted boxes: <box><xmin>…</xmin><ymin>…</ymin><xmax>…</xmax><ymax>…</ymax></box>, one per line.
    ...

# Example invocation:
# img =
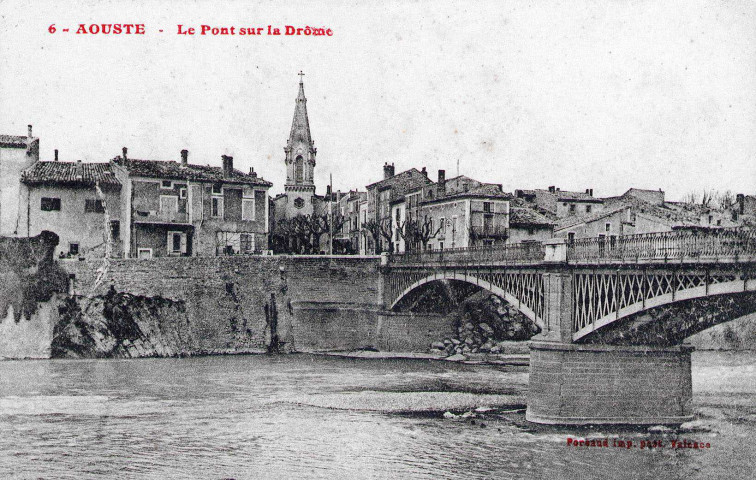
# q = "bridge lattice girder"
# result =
<box><xmin>384</xmin><ymin>262</ymin><xmax>755</xmax><ymax>341</ymax></box>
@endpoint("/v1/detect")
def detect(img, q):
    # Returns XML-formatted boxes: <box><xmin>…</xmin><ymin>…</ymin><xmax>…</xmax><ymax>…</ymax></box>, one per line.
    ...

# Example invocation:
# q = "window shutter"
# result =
<box><xmin>181</xmin><ymin>233</ymin><xmax>187</xmax><ymax>254</ymax></box>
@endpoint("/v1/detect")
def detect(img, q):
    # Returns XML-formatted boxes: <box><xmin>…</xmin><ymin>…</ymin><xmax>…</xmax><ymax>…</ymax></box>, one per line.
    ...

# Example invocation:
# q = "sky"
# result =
<box><xmin>1</xmin><ymin>0</ymin><xmax>754</xmax><ymax>201</ymax></box>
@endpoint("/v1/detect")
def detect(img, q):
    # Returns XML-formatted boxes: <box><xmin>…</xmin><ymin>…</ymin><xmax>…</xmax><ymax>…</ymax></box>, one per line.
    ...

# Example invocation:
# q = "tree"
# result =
<box><xmin>361</xmin><ymin>219</ymin><xmax>382</xmax><ymax>254</ymax></box>
<box><xmin>379</xmin><ymin>217</ymin><xmax>394</xmax><ymax>253</ymax></box>
<box><xmin>395</xmin><ymin>217</ymin><xmax>440</xmax><ymax>252</ymax></box>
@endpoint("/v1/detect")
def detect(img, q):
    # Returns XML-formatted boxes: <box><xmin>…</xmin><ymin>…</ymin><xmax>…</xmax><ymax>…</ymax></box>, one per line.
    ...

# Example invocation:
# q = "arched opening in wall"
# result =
<box><xmin>578</xmin><ymin>291</ymin><xmax>756</xmax><ymax>348</ymax></box>
<box><xmin>295</xmin><ymin>156</ymin><xmax>304</xmax><ymax>183</ymax></box>
<box><xmin>391</xmin><ymin>279</ymin><xmax>541</xmax><ymax>356</ymax></box>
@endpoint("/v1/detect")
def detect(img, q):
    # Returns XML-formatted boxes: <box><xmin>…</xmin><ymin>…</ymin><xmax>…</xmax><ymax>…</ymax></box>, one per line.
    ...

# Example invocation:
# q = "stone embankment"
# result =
<box><xmin>429</xmin><ymin>293</ymin><xmax>540</xmax><ymax>359</ymax></box>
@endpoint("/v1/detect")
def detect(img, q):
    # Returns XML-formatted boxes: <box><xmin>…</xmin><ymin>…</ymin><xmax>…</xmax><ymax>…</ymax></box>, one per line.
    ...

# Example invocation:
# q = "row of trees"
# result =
<box><xmin>271</xmin><ymin>213</ymin><xmax>345</xmax><ymax>254</ymax></box>
<box><xmin>271</xmin><ymin>214</ymin><xmax>443</xmax><ymax>254</ymax></box>
<box><xmin>683</xmin><ymin>190</ymin><xmax>738</xmax><ymax>210</ymax></box>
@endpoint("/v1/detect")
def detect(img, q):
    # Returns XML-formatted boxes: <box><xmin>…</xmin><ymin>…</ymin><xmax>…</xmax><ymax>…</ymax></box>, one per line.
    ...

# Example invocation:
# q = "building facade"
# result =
<box><xmin>112</xmin><ymin>149</ymin><xmax>271</xmax><ymax>258</ymax></box>
<box><xmin>364</xmin><ymin>164</ymin><xmax>432</xmax><ymax>253</ymax></box>
<box><xmin>0</xmin><ymin>126</ymin><xmax>39</xmax><ymax>235</ymax></box>
<box><xmin>19</xmin><ymin>158</ymin><xmax>121</xmax><ymax>259</ymax></box>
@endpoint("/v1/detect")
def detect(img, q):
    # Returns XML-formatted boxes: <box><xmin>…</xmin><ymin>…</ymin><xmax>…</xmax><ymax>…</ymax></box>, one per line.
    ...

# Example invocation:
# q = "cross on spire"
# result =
<box><xmin>298</xmin><ymin>70</ymin><xmax>305</xmax><ymax>83</ymax></box>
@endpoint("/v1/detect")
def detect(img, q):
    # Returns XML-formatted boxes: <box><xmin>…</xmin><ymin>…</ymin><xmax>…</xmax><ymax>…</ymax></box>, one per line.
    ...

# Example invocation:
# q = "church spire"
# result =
<box><xmin>284</xmin><ymin>72</ymin><xmax>316</xmax><ymax>190</ymax></box>
<box><xmin>288</xmin><ymin>71</ymin><xmax>313</xmax><ymax>149</ymax></box>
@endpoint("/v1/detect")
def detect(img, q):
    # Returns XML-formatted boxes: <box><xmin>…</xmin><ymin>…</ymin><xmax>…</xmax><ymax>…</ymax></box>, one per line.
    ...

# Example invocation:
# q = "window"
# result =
<box><xmin>160</xmin><ymin>195</ymin><xmax>178</xmax><ymax>213</ymax></box>
<box><xmin>41</xmin><ymin>197</ymin><xmax>61</xmax><ymax>211</ymax></box>
<box><xmin>240</xmin><ymin>233</ymin><xmax>255</xmax><ymax>254</ymax></box>
<box><xmin>569</xmin><ymin>204</ymin><xmax>576</xmax><ymax>213</ymax></box>
<box><xmin>167</xmin><ymin>231</ymin><xmax>187</xmax><ymax>255</ymax></box>
<box><xmin>463</xmin><ymin>184</ymin><xmax>469</xmax><ymax>192</ymax></box>
<box><xmin>605</xmin><ymin>223</ymin><xmax>611</xmax><ymax>232</ymax></box>
<box><xmin>212</xmin><ymin>197</ymin><xmax>223</xmax><ymax>218</ymax></box>
<box><xmin>395</xmin><ymin>208</ymin><xmax>401</xmax><ymax>221</ymax></box>
<box><xmin>69</xmin><ymin>243</ymin><xmax>79</xmax><ymax>255</ymax></box>
<box><xmin>110</xmin><ymin>221</ymin><xmax>120</xmax><ymax>241</ymax></box>
<box><xmin>568</xmin><ymin>232</ymin><xmax>575</xmax><ymax>244</ymax></box>
<box><xmin>179</xmin><ymin>188</ymin><xmax>187</xmax><ymax>199</ymax></box>
<box><xmin>717</xmin><ymin>219</ymin><xmax>721</xmax><ymax>226</ymax></box>
<box><xmin>586</xmin><ymin>205</ymin><xmax>592</xmax><ymax>213</ymax></box>
<box><xmin>84</xmin><ymin>199</ymin><xmax>105</xmax><ymax>213</ymax></box>
<box><xmin>295</xmin><ymin>156</ymin><xmax>304</xmax><ymax>183</ymax></box>
<box><xmin>212</xmin><ymin>184</ymin><xmax>222</xmax><ymax>195</ymax></box>
<box><xmin>483</xmin><ymin>202</ymin><xmax>492</xmax><ymax>213</ymax></box>
<box><xmin>242</xmin><ymin>197</ymin><xmax>256</xmax><ymax>221</ymax></box>
<box><xmin>137</xmin><ymin>248</ymin><xmax>153</xmax><ymax>259</ymax></box>
<box><xmin>708</xmin><ymin>215</ymin><xmax>713</xmax><ymax>224</ymax></box>
<box><xmin>161</xmin><ymin>180</ymin><xmax>173</xmax><ymax>189</ymax></box>
<box><xmin>439</xmin><ymin>217</ymin><xmax>445</xmax><ymax>234</ymax></box>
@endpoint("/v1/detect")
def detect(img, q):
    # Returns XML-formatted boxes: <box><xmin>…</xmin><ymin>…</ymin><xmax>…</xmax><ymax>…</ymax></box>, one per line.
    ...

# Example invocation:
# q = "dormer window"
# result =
<box><xmin>212</xmin><ymin>184</ymin><xmax>222</xmax><ymax>195</ymax></box>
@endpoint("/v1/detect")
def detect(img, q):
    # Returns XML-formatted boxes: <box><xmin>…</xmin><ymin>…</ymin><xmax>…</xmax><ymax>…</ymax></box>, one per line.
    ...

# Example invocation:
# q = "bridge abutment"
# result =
<box><xmin>526</xmin><ymin>341</ymin><xmax>694</xmax><ymax>425</ymax></box>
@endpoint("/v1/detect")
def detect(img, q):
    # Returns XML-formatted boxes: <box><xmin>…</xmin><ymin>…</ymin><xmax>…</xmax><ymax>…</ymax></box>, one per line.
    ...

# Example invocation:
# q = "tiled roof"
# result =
<box><xmin>21</xmin><ymin>161</ymin><xmax>121</xmax><ymax>188</ymax></box>
<box><xmin>113</xmin><ymin>157</ymin><xmax>272</xmax><ymax>187</ymax></box>
<box><xmin>535</xmin><ymin>189</ymin><xmax>601</xmax><ymax>202</ymax></box>
<box><xmin>424</xmin><ymin>184</ymin><xmax>511</xmax><ymax>203</ymax></box>
<box><xmin>366</xmin><ymin>168</ymin><xmax>432</xmax><ymax>192</ymax></box>
<box><xmin>0</xmin><ymin>135</ymin><xmax>36</xmax><ymax>148</ymax></box>
<box><xmin>510</xmin><ymin>207</ymin><xmax>555</xmax><ymax>227</ymax></box>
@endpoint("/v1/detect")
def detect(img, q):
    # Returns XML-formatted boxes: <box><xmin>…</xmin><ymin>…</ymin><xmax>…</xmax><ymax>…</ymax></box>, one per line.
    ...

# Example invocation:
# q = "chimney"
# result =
<box><xmin>75</xmin><ymin>160</ymin><xmax>83</xmax><ymax>180</ymax></box>
<box><xmin>383</xmin><ymin>162</ymin><xmax>395</xmax><ymax>179</ymax></box>
<box><xmin>421</xmin><ymin>167</ymin><xmax>427</xmax><ymax>178</ymax></box>
<box><xmin>27</xmin><ymin>125</ymin><xmax>32</xmax><ymax>138</ymax></box>
<box><xmin>548</xmin><ymin>185</ymin><xmax>555</xmax><ymax>193</ymax></box>
<box><xmin>180</xmin><ymin>149</ymin><xmax>188</xmax><ymax>166</ymax></box>
<box><xmin>585</xmin><ymin>188</ymin><xmax>593</xmax><ymax>196</ymax></box>
<box><xmin>327</xmin><ymin>184</ymin><xmax>332</xmax><ymax>196</ymax></box>
<box><xmin>122</xmin><ymin>147</ymin><xmax>128</xmax><ymax>160</ymax></box>
<box><xmin>221</xmin><ymin>155</ymin><xmax>233</xmax><ymax>178</ymax></box>
<box><xmin>54</xmin><ymin>149</ymin><xmax>58</xmax><ymax>162</ymax></box>
<box><xmin>589</xmin><ymin>188</ymin><xmax>593</xmax><ymax>196</ymax></box>
<box><xmin>737</xmin><ymin>193</ymin><xmax>745</xmax><ymax>214</ymax></box>
<box><xmin>249</xmin><ymin>167</ymin><xmax>256</xmax><ymax>177</ymax></box>
<box><xmin>437</xmin><ymin>169</ymin><xmax>446</xmax><ymax>196</ymax></box>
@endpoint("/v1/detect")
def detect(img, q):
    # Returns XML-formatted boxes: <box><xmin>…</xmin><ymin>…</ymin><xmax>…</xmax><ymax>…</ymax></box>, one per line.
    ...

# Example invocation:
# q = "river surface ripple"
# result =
<box><xmin>0</xmin><ymin>351</ymin><xmax>754</xmax><ymax>479</ymax></box>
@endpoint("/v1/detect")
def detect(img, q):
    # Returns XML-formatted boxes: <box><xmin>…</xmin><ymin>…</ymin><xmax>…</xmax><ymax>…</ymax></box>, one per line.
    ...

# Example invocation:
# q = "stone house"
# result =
<box><xmin>517</xmin><ymin>186</ymin><xmax>603</xmax><ymax>218</ymax></box>
<box><xmin>553</xmin><ymin>190</ymin><xmax>702</xmax><ymax>241</ymax></box>
<box><xmin>111</xmin><ymin>149</ymin><xmax>272</xmax><ymax>258</ymax></box>
<box><xmin>19</xmin><ymin>156</ymin><xmax>121</xmax><ymax>259</ymax></box>
<box><xmin>332</xmin><ymin>190</ymin><xmax>366</xmax><ymax>254</ymax></box>
<box><xmin>365</xmin><ymin>163</ymin><xmax>432</xmax><ymax>253</ymax></box>
<box><xmin>390</xmin><ymin>171</ymin><xmax>510</xmax><ymax>253</ymax></box>
<box><xmin>507</xmin><ymin>205</ymin><xmax>555</xmax><ymax>244</ymax></box>
<box><xmin>0</xmin><ymin>125</ymin><xmax>39</xmax><ymax>235</ymax></box>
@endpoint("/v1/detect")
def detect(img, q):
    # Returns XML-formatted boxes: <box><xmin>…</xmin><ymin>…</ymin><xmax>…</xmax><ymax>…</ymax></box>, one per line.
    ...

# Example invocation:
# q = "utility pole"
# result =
<box><xmin>328</xmin><ymin>173</ymin><xmax>333</xmax><ymax>255</ymax></box>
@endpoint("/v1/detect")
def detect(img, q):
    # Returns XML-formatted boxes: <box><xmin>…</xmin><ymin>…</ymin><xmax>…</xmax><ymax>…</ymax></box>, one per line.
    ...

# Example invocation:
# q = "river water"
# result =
<box><xmin>0</xmin><ymin>351</ymin><xmax>753</xmax><ymax>479</ymax></box>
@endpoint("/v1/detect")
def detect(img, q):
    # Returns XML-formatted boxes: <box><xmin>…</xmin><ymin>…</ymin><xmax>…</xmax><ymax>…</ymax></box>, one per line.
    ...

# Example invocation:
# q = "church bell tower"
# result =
<box><xmin>284</xmin><ymin>71</ymin><xmax>317</xmax><ymax>197</ymax></box>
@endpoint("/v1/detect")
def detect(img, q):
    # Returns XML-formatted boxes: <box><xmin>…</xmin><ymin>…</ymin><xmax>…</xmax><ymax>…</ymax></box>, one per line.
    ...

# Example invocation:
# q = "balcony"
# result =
<box><xmin>470</xmin><ymin>225</ymin><xmax>509</xmax><ymax>238</ymax></box>
<box><xmin>133</xmin><ymin>210</ymin><xmax>191</xmax><ymax>225</ymax></box>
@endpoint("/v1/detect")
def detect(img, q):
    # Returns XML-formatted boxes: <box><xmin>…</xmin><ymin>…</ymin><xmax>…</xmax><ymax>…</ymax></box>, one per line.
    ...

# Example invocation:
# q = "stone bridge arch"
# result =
<box><xmin>387</xmin><ymin>271</ymin><xmax>546</xmax><ymax>329</ymax></box>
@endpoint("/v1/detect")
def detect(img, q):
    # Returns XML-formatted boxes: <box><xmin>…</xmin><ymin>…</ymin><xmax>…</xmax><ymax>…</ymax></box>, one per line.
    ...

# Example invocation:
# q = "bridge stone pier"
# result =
<box><xmin>383</xmin><ymin>228</ymin><xmax>756</xmax><ymax>425</ymax></box>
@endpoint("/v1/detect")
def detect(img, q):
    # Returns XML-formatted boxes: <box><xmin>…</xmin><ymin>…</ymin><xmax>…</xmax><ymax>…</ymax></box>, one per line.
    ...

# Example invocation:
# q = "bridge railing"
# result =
<box><xmin>566</xmin><ymin>227</ymin><xmax>756</xmax><ymax>263</ymax></box>
<box><xmin>389</xmin><ymin>241</ymin><xmax>545</xmax><ymax>266</ymax></box>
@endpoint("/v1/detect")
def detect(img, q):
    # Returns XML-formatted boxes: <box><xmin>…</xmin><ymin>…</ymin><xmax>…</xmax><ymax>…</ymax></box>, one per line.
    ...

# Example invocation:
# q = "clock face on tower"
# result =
<box><xmin>294</xmin><ymin>197</ymin><xmax>305</xmax><ymax>209</ymax></box>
